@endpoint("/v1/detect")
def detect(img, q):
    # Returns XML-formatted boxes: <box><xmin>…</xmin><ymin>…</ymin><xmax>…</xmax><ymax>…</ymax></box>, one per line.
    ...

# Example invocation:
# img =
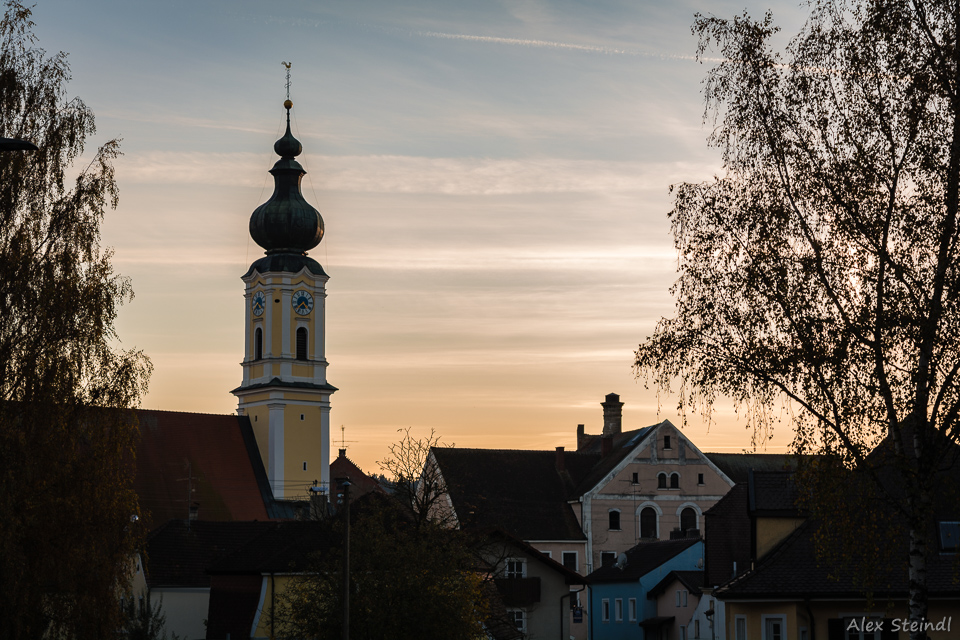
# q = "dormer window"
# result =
<box><xmin>664</xmin><ymin>435</ymin><xmax>672</xmax><ymax>450</ymax></box>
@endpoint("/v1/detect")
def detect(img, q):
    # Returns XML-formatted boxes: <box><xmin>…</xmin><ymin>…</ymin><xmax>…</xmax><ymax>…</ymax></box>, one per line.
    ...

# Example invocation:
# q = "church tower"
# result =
<box><xmin>232</xmin><ymin>97</ymin><xmax>335</xmax><ymax>499</ymax></box>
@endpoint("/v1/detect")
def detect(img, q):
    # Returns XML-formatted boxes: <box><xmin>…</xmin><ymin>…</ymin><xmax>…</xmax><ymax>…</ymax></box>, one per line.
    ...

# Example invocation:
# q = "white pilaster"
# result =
<box><xmin>268</xmin><ymin>402</ymin><xmax>285</xmax><ymax>499</ymax></box>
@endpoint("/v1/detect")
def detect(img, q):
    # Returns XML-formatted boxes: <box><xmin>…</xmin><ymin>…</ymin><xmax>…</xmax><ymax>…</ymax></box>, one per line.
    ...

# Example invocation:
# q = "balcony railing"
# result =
<box><xmin>494</xmin><ymin>577</ymin><xmax>541</xmax><ymax>607</ymax></box>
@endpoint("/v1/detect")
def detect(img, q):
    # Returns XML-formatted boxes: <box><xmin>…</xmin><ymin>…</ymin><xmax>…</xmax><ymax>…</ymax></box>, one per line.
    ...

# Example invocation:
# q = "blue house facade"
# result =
<box><xmin>588</xmin><ymin>538</ymin><xmax>704</xmax><ymax>640</ymax></box>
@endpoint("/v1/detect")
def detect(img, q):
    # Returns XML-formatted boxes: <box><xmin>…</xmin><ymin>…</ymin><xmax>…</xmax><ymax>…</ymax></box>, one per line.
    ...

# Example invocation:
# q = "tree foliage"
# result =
<box><xmin>634</xmin><ymin>0</ymin><xmax>960</xmax><ymax>635</ymax></box>
<box><xmin>0</xmin><ymin>2</ymin><xmax>151</xmax><ymax>637</ymax></box>
<box><xmin>277</xmin><ymin>495</ymin><xmax>488</xmax><ymax>640</ymax></box>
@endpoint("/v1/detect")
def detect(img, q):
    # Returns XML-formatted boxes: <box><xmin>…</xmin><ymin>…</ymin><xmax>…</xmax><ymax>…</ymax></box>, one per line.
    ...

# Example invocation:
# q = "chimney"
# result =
<box><xmin>602</xmin><ymin>393</ymin><xmax>624</xmax><ymax>436</ymax></box>
<box><xmin>339</xmin><ymin>448</ymin><xmax>347</xmax><ymax>459</ymax></box>
<box><xmin>577</xmin><ymin>424</ymin><xmax>585</xmax><ymax>449</ymax></box>
<box><xmin>601</xmin><ymin>435</ymin><xmax>613</xmax><ymax>457</ymax></box>
<box><xmin>555</xmin><ymin>446</ymin><xmax>565</xmax><ymax>472</ymax></box>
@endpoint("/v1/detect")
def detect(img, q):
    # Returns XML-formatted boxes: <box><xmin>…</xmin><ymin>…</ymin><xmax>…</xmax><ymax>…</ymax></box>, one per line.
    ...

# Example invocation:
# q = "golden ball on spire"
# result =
<box><xmin>284</xmin><ymin>99</ymin><xmax>293</xmax><ymax>110</ymax></box>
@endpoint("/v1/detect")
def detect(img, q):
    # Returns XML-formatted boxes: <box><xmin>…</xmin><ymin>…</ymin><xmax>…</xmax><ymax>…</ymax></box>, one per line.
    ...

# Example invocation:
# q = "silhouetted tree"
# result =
<box><xmin>0</xmin><ymin>2</ymin><xmax>151</xmax><ymax>638</ymax></box>
<box><xmin>378</xmin><ymin>427</ymin><xmax>456</xmax><ymax>528</ymax></box>
<box><xmin>277</xmin><ymin>494</ymin><xmax>488</xmax><ymax>640</ymax></box>
<box><xmin>635</xmin><ymin>2</ymin><xmax>960</xmax><ymax>637</ymax></box>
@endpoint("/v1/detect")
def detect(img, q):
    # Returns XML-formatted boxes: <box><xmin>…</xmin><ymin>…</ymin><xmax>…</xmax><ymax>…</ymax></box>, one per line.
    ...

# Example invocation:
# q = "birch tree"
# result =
<box><xmin>635</xmin><ymin>2</ymin><xmax>960</xmax><ymax>637</ymax></box>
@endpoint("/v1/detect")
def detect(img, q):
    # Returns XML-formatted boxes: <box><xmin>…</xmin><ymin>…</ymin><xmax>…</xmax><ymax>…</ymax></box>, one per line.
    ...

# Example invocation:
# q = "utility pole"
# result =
<box><xmin>340</xmin><ymin>479</ymin><xmax>351</xmax><ymax>640</ymax></box>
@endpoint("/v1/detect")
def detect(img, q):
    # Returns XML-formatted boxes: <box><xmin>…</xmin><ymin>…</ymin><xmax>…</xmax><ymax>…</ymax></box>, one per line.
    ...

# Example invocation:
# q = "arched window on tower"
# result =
<box><xmin>254</xmin><ymin>327</ymin><xmax>263</xmax><ymax>361</ymax></box>
<box><xmin>296</xmin><ymin>327</ymin><xmax>308</xmax><ymax>361</ymax></box>
<box><xmin>640</xmin><ymin>507</ymin><xmax>658</xmax><ymax>539</ymax></box>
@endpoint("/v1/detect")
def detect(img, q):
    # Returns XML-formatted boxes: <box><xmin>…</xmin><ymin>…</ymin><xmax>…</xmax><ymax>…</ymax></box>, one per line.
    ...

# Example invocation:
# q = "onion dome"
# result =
<box><xmin>249</xmin><ymin>101</ymin><xmax>324</xmax><ymax>258</ymax></box>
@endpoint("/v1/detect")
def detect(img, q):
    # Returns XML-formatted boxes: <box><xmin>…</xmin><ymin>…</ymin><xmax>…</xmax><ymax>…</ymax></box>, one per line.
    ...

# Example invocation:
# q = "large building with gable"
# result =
<box><xmin>431</xmin><ymin>393</ymin><xmax>797</xmax><ymax>576</ymax></box>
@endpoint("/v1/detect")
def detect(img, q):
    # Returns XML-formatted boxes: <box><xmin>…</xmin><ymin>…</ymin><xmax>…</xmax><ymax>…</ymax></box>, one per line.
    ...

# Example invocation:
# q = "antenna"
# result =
<box><xmin>338</xmin><ymin>425</ymin><xmax>358</xmax><ymax>450</ymax></box>
<box><xmin>282</xmin><ymin>61</ymin><xmax>292</xmax><ymax>101</ymax></box>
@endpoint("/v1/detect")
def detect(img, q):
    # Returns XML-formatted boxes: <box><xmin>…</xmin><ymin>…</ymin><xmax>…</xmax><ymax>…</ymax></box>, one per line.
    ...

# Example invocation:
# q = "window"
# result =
<box><xmin>629</xmin><ymin>598</ymin><xmax>637</xmax><ymax>622</ymax></box>
<box><xmin>632</xmin><ymin>472</ymin><xmax>639</xmax><ymax>484</ymax></box>
<box><xmin>940</xmin><ymin>521</ymin><xmax>959</xmax><ymax>553</ymax></box>
<box><xmin>541</xmin><ymin>550</ymin><xmax>551</xmax><ymax>558</ymax></box>
<box><xmin>670</xmin><ymin>473</ymin><xmax>680</xmax><ymax>489</ymax></box>
<box><xmin>602</xmin><ymin>599</ymin><xmax>610</xmax><ymax>622</ymax></box>
<box><xmin>676</xmin><ymin>590</ymin><xmax>681</xmax><ymax>606</ymax></box>
<box><xmin>615</xmin><ymin>598</ymin><xmax>623</xmax><ymax>622</ymax></box>
<box><xmin>736</xmin><ymin>616</ymin><xmax>747</xmax><ymax>640</ymax></box>
<box><xmin>254</xmin><ymin>327</ymin><xmax>263</xmax><ymax>360</ymax></box>
<box><xmin>640</xmin><ymin>507</ymin><xmax>658</xmax><ymax>538</ymax></box>
<box><xmin>681</xmin><ymin>625</ymin><xmax>687</xmax><ymax>640</ymax></box>
<box><xmin>601</xmin><ymin>551</ymin><xmax>617</xmax><ymax>567</ymax></box>
<box><xmin>763</xmin><ymin>616</ymin><xmax>786</xmax><ymax>640</ymax></box>
<box><xmin>681</xmin><ymin>507</ymin><xmax>697</xmax><ymax>532</ymax></box>
<box><xmin>296</xmin><ymin>327</ymin><xmax>308</xmax><ymax>360</ymax></box>
<box><xmin>658</xmin><ymin>473</ymin><xmax>667</xmax><ymax>489</ymax></box>
<box><xmin>302</xmin><ymin>461</ymin><xmax>307</xmax><ymax>471</ymax></box>
<box><xmin>507</xmin><ymin>609</ymin><xmax>526</xmax><ymax>633</ymax></box>
<box><xmin>562</xmin><ymin>551</ymin><xmax>577</xmax><ymax>572</ymax></box>
<box><xmin>696</xmin><ymin>621</ymin><xmax>701</xmax><ymax>637</ymax></box>
<box><xmin>664</xmin><ymin>435</ymin><xmax>672</xmax><ymax>449</ymax></box>
<box><xmin>609</xmin><ymin>510</ymin><xmax>621</xmax><ymax>530</ymax></box>
<box><xmin>698</xmin><ymin>473</ymin><xmax>704</xmax><ymax>485</ymax></box>
<box><xmin>675</xmin><ymin>589</ymin><xmax>688</xmax><ymax>607</ymax></box>
<box><xmin>504</xmin><ymin>559</ymin><xmax>525</xmax><ymax>578</ymax></box>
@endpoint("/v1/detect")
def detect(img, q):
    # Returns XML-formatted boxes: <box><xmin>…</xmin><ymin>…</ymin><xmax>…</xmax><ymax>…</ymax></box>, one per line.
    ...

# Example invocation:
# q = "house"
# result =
<box><xmin>586</xmin><ymin>537</ymin><xmax>705</xmax><ymax>640</ymax></box>
<box><xmin>481</xmin><ymin>529</ymin><xmax>588</xmax><ymax>639</ymax></box>
<box><xmin>205</xmin><ymin>520</ymin><xmax>337</xmax><ymax>640</ymax></box>
<box><xmin>646</xmin><ymin>570</ymin><xmax>708</xmax><ymax>640</ymax></box>
<box><xmin>709</xmin><ymin>443</ymin><xmax>960</xmax><ymax>640</ymax></box>
<box><xmin>143</xmin><ymin>520</ymin><xmax>278</xmax><ymax>640</ymax></box>
<box><xmin>428</xmin><ymin>393</ymin><xmax>798</xmax><ymax>639</ymax></box>
<box><xmin>431</xmin><ymin>393</ymin><xmax>796</xmax><ymax>575</ymax></box>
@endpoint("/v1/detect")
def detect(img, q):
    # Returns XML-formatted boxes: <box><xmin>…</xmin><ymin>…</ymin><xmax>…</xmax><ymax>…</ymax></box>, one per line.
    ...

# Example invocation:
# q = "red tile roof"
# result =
<box><xmin>133</xmin><ymin>409</ymin><xmax>271</xmax><ymax>531</ymax></box>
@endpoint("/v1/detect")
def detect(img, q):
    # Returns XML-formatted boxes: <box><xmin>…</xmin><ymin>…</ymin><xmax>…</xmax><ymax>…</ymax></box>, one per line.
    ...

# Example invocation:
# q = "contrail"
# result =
<box><xmin>251</xmin><ymin>13</ymin><xmax>723</xmax><ymax>64</ymax></box>
<box><xmin>414</xmin><ymin>29</ymin><xmax>724</xmax><ymax>63</ymax></box>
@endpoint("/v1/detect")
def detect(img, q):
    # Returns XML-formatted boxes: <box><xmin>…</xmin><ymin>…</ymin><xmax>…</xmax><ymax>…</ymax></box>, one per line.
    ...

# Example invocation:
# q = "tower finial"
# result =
<box><xmin>282</xmin><ymin>61</ymin><xmax>293</xmax><ymax>109</ymax></box>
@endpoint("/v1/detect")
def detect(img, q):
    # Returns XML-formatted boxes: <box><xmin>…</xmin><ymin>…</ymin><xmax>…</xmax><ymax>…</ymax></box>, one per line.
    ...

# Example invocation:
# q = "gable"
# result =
<box><xmin>585</xmin><ymin>420</ymin><xmax>736</xmax><ymax>499</ymax></box>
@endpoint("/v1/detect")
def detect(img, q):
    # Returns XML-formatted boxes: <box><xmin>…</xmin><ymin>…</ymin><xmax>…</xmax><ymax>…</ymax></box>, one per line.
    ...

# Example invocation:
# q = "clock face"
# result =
<box><xmin>252</xmin><ymin>291</ymin><xmax>265</xmax><ymax>317</ymax></box>
<box><xmin>292</xmin><ymin>290</ymin><xmax>314</xmax><ymax>315</ymax></box>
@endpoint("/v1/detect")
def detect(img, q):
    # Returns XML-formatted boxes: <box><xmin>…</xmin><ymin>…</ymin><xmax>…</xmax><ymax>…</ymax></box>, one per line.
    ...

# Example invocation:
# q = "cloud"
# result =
<box><xmin>413</xmin><ymin>29</ymin><xmax>721</xmax><ymax>63</ymax></box>
<box><xmin>115</xmin><ymin>151</ymin><xmax>719</xmax><ymax>195</ymax></box>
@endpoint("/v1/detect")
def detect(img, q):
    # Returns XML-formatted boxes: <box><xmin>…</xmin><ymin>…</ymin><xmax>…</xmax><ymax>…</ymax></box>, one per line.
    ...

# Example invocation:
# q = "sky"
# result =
<box><xmin>29</xmin><ymin>0</ymin><xmax>808</xmax><ymax>473</ymax></box>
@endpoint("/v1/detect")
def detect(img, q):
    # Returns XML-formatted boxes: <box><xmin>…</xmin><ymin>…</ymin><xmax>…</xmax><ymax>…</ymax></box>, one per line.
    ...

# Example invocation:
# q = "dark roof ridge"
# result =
<box><xmin>433</xmin><ymin>446</ymin><xmax>595</xmax><ymax>454</ymax></box>
<box><xmin>137</xmin><ymin>407</ymin><xmax>237</xmax><ymax>418</ymax></box>
<box><xmin>647</xmin><ymin>569</ymin><xmax>705</xmax><ymax>599</ymax></box>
